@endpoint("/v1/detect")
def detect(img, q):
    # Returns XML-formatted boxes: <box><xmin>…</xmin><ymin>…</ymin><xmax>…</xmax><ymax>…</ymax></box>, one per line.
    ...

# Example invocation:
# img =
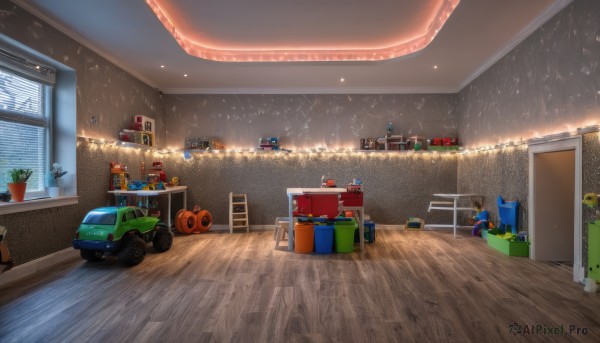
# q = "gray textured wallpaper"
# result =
<box><xmin>457</xmin><ymin>0</ymin><xmax>600</xmax><ymax>224</ymax></box>
<box><xmin>458</xmin><ymin>0</ymin><xmax>600</xmax><ymax>149</ymax></box>
<box><xmin>0</xmin><ymin>1</ymin><xmax>165</xmax><ymax>146</ymax></box>
<box><xmin>164</xmin><ymin>94</ymin><xmax>458</xmax><ymax>150</ymax></box>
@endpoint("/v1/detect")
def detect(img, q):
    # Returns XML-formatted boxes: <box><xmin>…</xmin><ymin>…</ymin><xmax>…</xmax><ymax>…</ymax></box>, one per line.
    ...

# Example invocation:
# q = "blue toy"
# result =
<box><xmin>471</xmin><ymin>209</ymin><xmax>489</xmax><ymax>236</ymax></box>
<box><xmin>497</xmin><ymin>196</ymin><xmax>519</xmax><ymax>234</ymax></box>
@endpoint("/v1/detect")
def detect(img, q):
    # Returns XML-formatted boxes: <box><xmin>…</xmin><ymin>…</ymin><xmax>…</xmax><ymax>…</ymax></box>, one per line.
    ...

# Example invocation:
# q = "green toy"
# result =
<box><xmin>72</xmin><ymin>206</ymin><xmax>172</xmax><ymax>266</ymax></box>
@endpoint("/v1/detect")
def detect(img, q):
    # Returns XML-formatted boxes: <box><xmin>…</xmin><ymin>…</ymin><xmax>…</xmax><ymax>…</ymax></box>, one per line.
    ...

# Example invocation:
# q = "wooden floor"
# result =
<box><xmin>0</xmin><ymin>230</ymin><xmax>599</xmax><ymax>343</ymax></box>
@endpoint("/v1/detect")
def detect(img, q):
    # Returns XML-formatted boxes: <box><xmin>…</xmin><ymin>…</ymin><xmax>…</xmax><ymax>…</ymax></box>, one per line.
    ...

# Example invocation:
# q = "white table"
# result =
<box><xmin>108</xmin><ymin>185</ymin><xmax>187</xmax><ymax>228</ymax></box>
<box><xmin>426</xmin><ymin>193</ymin><xmax>480</xmax><ymax>238</ymax></box>
<box><xmin>287</xmin><ymin>188</ymin><xmax>365</xmax><ymax>252</ymax></box>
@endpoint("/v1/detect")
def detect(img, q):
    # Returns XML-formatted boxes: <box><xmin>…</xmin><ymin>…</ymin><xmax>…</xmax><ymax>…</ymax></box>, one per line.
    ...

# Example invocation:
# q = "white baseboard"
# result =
<box><xmin>211</xmin><ymin>223</ymin><xmax>405</xmax><ymax>231</ymax></box>
<box><xmin>375</xmin><ymin>224</ymin><xmax>405</xmax><ymax>230</ymax></box>
<box><xmin>210</xmin><ymin>224</ymin><xmax>277</xmax><ymax>231</ymax></box>
<box><xmin>0</xmin><ymin>248</ymin><xmax>79</xmax><ymax>288</ymax></box>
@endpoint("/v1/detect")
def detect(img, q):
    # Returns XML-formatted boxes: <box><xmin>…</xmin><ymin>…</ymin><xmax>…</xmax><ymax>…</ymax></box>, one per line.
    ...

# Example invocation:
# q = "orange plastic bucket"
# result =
<box><xmin>294</xmin><ymin>222</ymin><xmax>314</xmax><ymax>254</ymax></box>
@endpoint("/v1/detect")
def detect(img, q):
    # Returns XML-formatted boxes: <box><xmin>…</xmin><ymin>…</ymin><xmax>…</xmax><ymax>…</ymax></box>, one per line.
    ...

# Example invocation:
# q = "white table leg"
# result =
<box><xmin>167</xmin><ymin>193</ymin><xmax>172</xmax><ymax>228</ymax></box>
<box><xmin>453</xmin><ymin>197</ymin><xmax>458</xmax><ymax>238</ymax></box>
<box><xmin>359</xmin><ymin>207</ymin><xmax>364</xmax><ymax>250</ymax></box>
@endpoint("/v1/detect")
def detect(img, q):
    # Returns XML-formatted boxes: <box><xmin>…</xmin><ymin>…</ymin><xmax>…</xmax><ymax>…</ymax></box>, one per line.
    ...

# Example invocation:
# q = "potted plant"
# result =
<box><xmin>7</xmin><ymin>168</ymin><xmax>33</xmax><ymax>202</ymax></box>
<box><xmin>46</xmin><ymin>163</ymin><xmax>67</xmax><ymax>198</ymax></box>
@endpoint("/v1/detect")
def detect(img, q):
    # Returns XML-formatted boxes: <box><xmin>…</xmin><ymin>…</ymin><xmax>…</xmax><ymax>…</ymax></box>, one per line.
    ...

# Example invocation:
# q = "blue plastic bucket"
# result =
<box><xmin>314</xmin><ymin>224</ymin><xmax>334</xmax><ymax>254</ymax></box>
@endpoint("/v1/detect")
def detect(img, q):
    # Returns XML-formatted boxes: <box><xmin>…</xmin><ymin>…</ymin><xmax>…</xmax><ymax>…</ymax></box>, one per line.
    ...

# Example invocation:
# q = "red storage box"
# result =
<box><xmin>293</xmin><ymin>194</ymin><xmax>339</xmax><ymax>218</ymax></box>
<box><xmin>341</xmin><ymin>192</ymin><xmax>363</xmax><ymax>206</ymax></box>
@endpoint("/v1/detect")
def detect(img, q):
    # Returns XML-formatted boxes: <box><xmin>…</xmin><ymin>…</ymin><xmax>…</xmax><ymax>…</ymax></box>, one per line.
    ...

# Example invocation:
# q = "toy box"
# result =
<box><xmin>406</xmin><ymin>218</ymin><xmax>424</xmax><ymax>230</ymax></box>
<box><xmin>487</xmin><ymin>234</ymin><xmax>529</xmax><ymax>256</ymax></box>
<box><xmin>293</xmin><ymin>194</ymin><xmax>339</xmax><ymax>219</ymax></box>
<box><xmin>354</xmin><ymin>220</ymin><xmax>376</xmax><ymax>243</ymax></box>
<box><xmin>341</xmin><ymin>191</ymin><xmax>363</xmax><ymax>206</ymax></box>
<box><xmin>134</xmin><ymin>115</ymin><xmax>155</xmax><ymax>134</ymax></box>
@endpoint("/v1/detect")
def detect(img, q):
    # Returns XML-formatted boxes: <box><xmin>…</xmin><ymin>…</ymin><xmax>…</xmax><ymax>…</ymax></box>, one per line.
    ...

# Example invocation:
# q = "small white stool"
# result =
<box><xmin>274</xmin><ymin>217</ymin><xmax>290</xmax><ymax>249</ymax></box>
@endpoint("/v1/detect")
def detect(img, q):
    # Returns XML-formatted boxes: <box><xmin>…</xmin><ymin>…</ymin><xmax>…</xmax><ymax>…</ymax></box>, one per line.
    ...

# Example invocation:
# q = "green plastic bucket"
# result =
<box><xmin>334</xmin><ymin>218</ymin><xmax>356</xmax><ymax>253</ymax></box>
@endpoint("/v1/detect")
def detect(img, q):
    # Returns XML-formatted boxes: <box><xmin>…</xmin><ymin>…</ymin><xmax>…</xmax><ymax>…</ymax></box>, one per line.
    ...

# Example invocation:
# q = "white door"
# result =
<box><xmin>528</xmin><ymin>137</ymin><xmax>583</xmax><ymax>282</ymax></box>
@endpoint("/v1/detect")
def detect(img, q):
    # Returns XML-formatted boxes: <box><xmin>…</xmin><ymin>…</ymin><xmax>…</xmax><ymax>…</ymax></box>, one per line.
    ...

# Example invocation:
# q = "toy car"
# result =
<box><xmin>72</xmin><ymin>206</ymin><xmax>173</xmax><ymax>266</ymax></box>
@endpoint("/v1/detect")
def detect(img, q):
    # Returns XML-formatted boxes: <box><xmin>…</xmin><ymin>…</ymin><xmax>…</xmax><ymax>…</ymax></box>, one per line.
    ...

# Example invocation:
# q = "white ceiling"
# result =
<box><xmin>14</xmin><ymin>0</ymin><xmax>572</xmax><ymax>94</ymax></box>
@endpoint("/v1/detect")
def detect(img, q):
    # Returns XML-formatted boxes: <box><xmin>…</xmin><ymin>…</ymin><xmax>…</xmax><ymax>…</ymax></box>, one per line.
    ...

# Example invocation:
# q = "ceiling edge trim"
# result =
<box><xmin>457</xmin><ymin>0</ymin><xmax>574</xmax><ymax>92</ymax></box>
<box><xmin>160</xmin><ymin>87</ymin><xmax>460</xmax><ymax>95</ymax></box>
<box><xmin>11</xmin><ymin>0</ymin><xmax>160</xmax><ymax>91</ymax></box>
<box><xmin>146</xmin><ymin>0</ymin><xmax>461</xmax><ymax>62</ymax></box>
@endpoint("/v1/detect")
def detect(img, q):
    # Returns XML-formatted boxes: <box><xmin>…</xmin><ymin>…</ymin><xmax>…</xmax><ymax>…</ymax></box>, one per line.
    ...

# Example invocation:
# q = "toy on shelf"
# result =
<box><xmin>257</xmin><ymin>137</ymin><xmax>291</xmax><ymax>152</ymax></box>
<box><xmin>386</xmin><ymin>122</ymin><xmax>393</xmax><ymax>137</ymax></box>
<box><xmin>148</xmin><ymin>161</ymin><xmax>167</xmax><ymax>183</ymax></box>
<box><xmin>184</xmin><ymin>137</ymin><xmax>224</xmax><ymax>150</ymax></box>
<box><xmin>346</xmin><ymin>179</ymin><xmax>362</xmax><ymax>193</ymax></box>
<box><xmin>118</xmin><ymin>115</ymin><xmax>156</xmax><ymax>147</ymax></box>
<box><xmin>384</xmin><ymin>135</ymin><xmax>406</xmax><ymax>151</ymax></box>
<box><xmin>408</xmin><ymin>136</ymin><xmax>426</xmax><ymax>151</ymax></box>
<box><xmin>174</xmin><ymin>205</ymin><xmax>213</xmax><ymax>234</ymax></box>
<box><xmin>127</xmin><ymin>180</ymin><xmax>165</xmax><ymax>191</ymax></box>
<box><xmin>126</xmin><ymin>161</ymin><xmax>169</xmax><ymax>191</ymax></box>
<box><xmin>359</xmin><ymin>137</ymin><xmax>376</xmax><ymax>150</ymax></box>
<box><xmin>429</xmin><ymin>137</ymin><xmax>460</xmax><ymax>151</ymax></box>
<box><xmin>168</xmin><ymin>176</ymin><xmax>179</xmax><ymax>187</ymax></box>
<box><xmin>259</xmin><ymin>137</ymin><xmax>280</xmax><ymax>150</ymax></box>
<box><xmin>109</xmin><ymin>162</ymin><xmax>130</xmax><ymax>191</ymax></box>
<box><xmin>321</xmin><ymin>175</ymin><xmax>336</xmax><ymax>188</ymax></box>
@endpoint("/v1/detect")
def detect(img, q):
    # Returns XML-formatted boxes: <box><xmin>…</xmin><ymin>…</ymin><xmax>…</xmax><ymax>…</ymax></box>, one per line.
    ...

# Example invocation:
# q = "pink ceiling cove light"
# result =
<box><xmin>145</xmin><ymin>0</ymin><xmax>460</xmax><ymax>62</ymax></box>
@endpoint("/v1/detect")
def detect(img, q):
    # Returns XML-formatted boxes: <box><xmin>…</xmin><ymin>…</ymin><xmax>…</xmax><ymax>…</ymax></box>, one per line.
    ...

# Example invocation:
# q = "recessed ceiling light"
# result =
<box><xmin>184</xmin><ymin>74</ymin><xmax>188</xmax><ymax>77</ymax></box>
<box><xmin>433</xmin><ymin>65</ymin><xmax>439</xmax><ymax>69</ymax></box>
<box><xmin>340</xmin><ymin>77</ymin><xmax>345</xmax><ymax>83</ymax></box>
<box><xmin>160</xmin><ymin>65</ymin><xmax>165</xmax><ymax>68</ymax></box>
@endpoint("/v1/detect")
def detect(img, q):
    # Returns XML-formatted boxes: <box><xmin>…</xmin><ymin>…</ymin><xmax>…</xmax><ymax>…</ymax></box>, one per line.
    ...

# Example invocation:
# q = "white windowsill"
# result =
<box><xmin>0</xmin><ymin>196</ymin><xmax>79</xmax><ymax>215</ymax></box>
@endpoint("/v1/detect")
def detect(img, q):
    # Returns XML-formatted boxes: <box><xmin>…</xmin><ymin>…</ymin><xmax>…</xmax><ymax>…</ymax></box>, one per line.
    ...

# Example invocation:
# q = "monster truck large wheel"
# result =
<box><xmin>80</xmin><ymin>249</ymin><xmax>103</xmax><ymax>262</ymax></box>
<box><xmin>152</xmin><ymin>227</ymin><xmax>173</xmax><ymax>253</ymax></box>
<box><xmin>118</xmin><ymin>236</ymin><xmax>146</xmax><ymax>266</ymax></box>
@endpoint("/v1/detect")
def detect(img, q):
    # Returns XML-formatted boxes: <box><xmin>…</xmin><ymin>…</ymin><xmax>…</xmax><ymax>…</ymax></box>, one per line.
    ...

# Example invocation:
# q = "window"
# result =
<box><xmin>0</xmin><ymin>47</ymin><xmax>55</xmax><ymax>197</ymax></box>
<box><xmin>82</xmin><ymin>211</ymin><xmax>116</xmax><ymax>225</ymax></box>
<box><xmin>135</xmin><ymin>208</ymin><xmax>145</xmax><ymax>218</ymax></box>
<box><xmin>126</xmin><ymin>210</ymin><xmax>136</xmax><ymax>221</ymax></box>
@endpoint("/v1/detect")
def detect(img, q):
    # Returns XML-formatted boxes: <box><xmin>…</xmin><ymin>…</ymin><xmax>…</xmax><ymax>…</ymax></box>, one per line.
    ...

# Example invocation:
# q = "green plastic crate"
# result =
<box><xmin>481</xmin><ymin>228</ymin><xmax>501</xmax><ymax>240</ymax></box>
<box><xmin>428</xmin><ymin>145</ymin><xmax>460</xmax><ymax>151</ymax></box>
<box><xmin>487</xmin><ymin>234</ymin><xmax>529</xmax><ymax>256</ymax></box>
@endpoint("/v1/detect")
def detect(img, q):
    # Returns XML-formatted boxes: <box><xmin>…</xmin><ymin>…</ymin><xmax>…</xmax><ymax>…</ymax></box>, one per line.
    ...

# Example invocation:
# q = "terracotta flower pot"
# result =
<box><xmin>7</xmin><ymin>183</ymin><xmax>27</xmax><ymax>202</ymax></box>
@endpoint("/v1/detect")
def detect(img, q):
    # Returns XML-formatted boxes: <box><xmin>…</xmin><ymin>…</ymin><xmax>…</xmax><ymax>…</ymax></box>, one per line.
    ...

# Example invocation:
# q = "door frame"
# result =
<box><xmin>528</xmin><ymin>136</ymin><xmax>583</xmax><ymax>282</ymax></box>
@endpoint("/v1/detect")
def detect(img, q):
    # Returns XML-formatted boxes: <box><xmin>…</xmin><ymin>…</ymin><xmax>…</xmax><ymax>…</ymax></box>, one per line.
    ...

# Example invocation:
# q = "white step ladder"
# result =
<box><xmin>229</xmin><ymin>192</ymin><xmax>249</xmax><ymax>233</ymax></box>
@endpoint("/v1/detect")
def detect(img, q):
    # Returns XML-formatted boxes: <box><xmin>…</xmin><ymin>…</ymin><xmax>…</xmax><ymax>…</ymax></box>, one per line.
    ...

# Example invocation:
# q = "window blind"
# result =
<box><xmin>0</xmin><ymin>61</ymin><xmax>51</xmax><ymax>194</ymax></box>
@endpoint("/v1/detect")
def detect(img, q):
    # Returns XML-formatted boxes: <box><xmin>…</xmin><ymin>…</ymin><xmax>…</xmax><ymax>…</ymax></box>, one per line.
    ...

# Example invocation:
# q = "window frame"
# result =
<box><xmin>0</xmin><ymin>70</ymin><xmax>54</xmax><ymax>198</ymax></box>
<box><xmin>0</xmin><ymin>47</ymin><xmax>55</xmax><ymax>198</ymax></box>
<box><xmin>0</xmin><ymin>36</ymin><xmax>78</xmax><ymax>215</ymax></box>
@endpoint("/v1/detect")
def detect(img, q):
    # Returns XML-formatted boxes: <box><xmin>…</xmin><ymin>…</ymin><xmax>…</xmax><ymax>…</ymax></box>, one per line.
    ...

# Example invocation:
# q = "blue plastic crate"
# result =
<box><xmin>497</xmin><ymin>196</ymin><xmax>519</xmax><ymax>234</ymax></box>
<box><xmin>354</xmin><ymin>220</ymin><xmax>376</xmax><ymax>243</ymax></box>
